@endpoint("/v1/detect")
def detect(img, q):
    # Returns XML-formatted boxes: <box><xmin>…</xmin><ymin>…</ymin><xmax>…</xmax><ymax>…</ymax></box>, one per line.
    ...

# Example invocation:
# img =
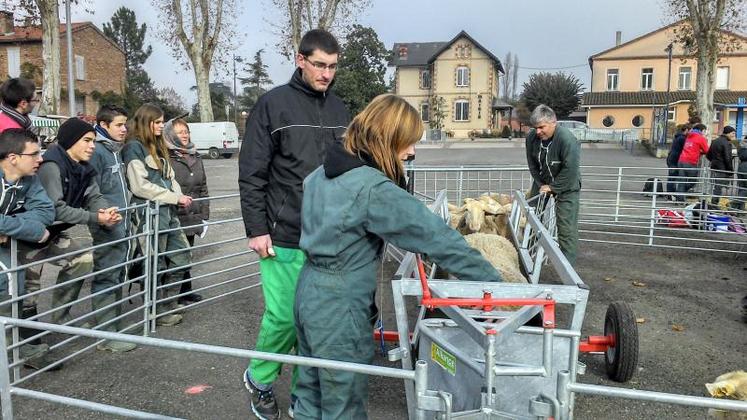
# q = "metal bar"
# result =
<box><xmin>391</xmin><ymin>280</ymin><xmax>417</xmax><ymax>420</ymax></box>
<box><xmin>11</xmin><ymin>388</ymin><xmax>182</xmax><ymax>419</ymax></box>
<box><xmin>568</xmin><ymin>382</ymin><xmax>747</xmax><ymax>412</ymax></box>
<box><xmin>414</xmin><ymin>360</ymin><xmax>428</xmax><ymax>420</ymax></box>
<box><xmin>8</xmin><ymin>239</ymin><xmax>20</xmax><ymax>382</ymax></box>
<box><xmin>0</xmin><ymin>322</ymin><xmax>14</xmax><ymax>419</ymax></box>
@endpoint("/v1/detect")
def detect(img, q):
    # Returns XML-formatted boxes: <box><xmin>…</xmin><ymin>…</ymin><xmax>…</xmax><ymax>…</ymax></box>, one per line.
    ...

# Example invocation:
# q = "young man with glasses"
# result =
<box><xmin>238</xmin><ymin>29</ymin><xmax>350</xmax><ymax>420</ymax></box>
<box><xmin>0</xmin><ymin>129</ymin><xmax>55</xmax><ymax>366</ymax></box>
<box><xmin>0</xmin><ymin>78</ymin><xmax>38</xmax><ymax>132</ymax></box>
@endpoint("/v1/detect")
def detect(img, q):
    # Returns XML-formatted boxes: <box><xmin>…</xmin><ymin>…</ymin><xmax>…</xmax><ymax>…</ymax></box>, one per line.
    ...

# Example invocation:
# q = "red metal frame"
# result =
<box><xmin>579</xmin><ymin>335</ymin><xmax>616</xmax><ymax>353</ymax></box>
<box><xmin>415</xmin><ymin>255</ymin><xmax>557</xmax><ymax>328</ymax></box>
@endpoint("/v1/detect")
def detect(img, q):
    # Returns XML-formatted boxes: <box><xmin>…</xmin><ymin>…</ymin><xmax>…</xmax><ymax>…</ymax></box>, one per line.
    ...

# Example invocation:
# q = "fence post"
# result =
<box><xmin>142</xmin><ymin>202</ymin><xmax>153</xmax><ymax>337</ymax></box>
<box><xmin>150</xmin><ymin>201</ymin><xmax>161</xmax><ymax>333</ymax></box>
<box><xmin>8</xmin><ymin>239</ymin><xmax>19</xmax><ymax>382</ymax></box>
<box><xmin>457</xmin><ymin>167</ymin><xmax>464</xmax><ymax>204</ymax></box>
<box><xmin>649</xmin><ymin>178</ymin><xmax>659</xmax><ymax>246</ymax></box>
<box><xmin>414</xmin><ymin>360</ymin><xmax>428</xmax><ymax>420</ymax></box>
<box><xmin>0</xmin><ymin>320</ymin><xmax>13</xmax><ymax>419</ymax></box>
<box><xmin>614</xmin><ymin>168</ymin><xmax>623</xmax><ymax>223</ymax></box>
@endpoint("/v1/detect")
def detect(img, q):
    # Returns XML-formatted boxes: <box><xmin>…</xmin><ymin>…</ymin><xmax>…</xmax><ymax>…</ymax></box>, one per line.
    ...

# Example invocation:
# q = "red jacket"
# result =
<box><xmin>678</xmin><ymin>131</ymin><xmax>709</xmax><ymax>165</ymax></box>
<box><xmin>0</xmin><ymin>111</ymin><xmax>23</xmax><ymax>133</ymax></box>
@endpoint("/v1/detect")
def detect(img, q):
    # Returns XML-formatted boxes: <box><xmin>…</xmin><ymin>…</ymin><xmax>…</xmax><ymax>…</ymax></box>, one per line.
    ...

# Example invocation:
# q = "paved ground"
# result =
<box><xmin>11</xmin><ymin>143</ymin><xmax>747</xmax><ymax>419</ymax></box>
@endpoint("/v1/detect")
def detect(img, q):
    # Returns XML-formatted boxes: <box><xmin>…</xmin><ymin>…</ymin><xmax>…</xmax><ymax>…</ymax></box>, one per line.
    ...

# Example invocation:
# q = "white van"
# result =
<box><xmin>187</xmin><ymin>122</ymin><xmax>240</xmax><ymax>159</ymax></box>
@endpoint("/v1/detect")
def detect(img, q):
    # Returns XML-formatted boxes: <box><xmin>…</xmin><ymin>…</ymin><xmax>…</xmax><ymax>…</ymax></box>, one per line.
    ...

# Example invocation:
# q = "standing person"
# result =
<box><xmin>238</xmin><ymin>29</ymin><xmax>350</xmax><ymax>420</ymax></box>
<box><xmin>121</xmin><ymin>104</ymin><xmax>192</xmax><ymax>327</ymax></box>
<box><xmin>0</xmin><ymin>78</ymin><xmax>36</xmax><ymax>132</ymax></box>
<box><xmin>0</xmin><ymin>129</ymin><xmax>55</xmax><ymax>363</ymax></box>
<box><xmin>164</xmin><ymin>118</ymin><xmax>209</xmax><ymax>305</ymax></box>
<box><xmin>667</xmin><ymin>124</ymin><xmax>689</xmax><ymax>198</ymax></box>
<box><xmin>525</xmin><ymin>104</ymin><xmax>582</xmax><ymax>266</ymax></box>
<box><xmin>87</xmin><ymin>105</ymin><xmax>137</xmax><ymax>352</ymax></box>
<box><xmin>294</xmin><ymin>94</ymin><xmax>503</xmax><ymax>419</ymax></box>
<box><xmin>733</xmin><ymin>136</ymin><xmax>747</xmax><ymax>212</ymax></box>
<box><xmin>29</xmin><ymin>118</ymin><xmax>121</xmax><ymax>327</ymax></box>
<box><xmin>706</xmin><ymin>126</ymin><xmax>735</xmax><ymax>206</ymax></box>
<box><xmin>677</xmin><ymin>123</ymin><xmax>709</xmax><ymax>198</ymax></box>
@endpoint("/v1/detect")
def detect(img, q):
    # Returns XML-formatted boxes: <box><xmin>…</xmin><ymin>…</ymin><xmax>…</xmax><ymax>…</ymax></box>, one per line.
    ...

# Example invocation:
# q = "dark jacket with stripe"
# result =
<box><xmin>525</xmin><ymin>125</ymin><xmax>582</xmax><ymax>196</ymax></box>
<box><xmin>238</xmin><ymin>68</ymin><xmax>350</xmax><ymax>248</ymax></box>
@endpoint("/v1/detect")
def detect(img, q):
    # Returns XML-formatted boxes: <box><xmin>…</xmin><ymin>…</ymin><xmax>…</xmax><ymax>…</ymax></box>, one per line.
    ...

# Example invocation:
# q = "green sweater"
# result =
<box><xmin>525</xmin><ymin>125</ymin><xmax>581</xmax><ymax>196</ymax></box>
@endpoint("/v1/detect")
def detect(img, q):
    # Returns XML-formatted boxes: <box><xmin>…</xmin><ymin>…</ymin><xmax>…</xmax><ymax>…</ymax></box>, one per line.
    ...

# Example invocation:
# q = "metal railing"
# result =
<box><xmin>410</xmin><ymin>165</ymin><xmax>747</xmax><ymax>255</ymax></box>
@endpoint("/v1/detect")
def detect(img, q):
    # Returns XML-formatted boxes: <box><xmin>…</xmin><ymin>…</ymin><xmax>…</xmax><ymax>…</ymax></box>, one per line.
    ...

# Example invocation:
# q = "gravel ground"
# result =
<box><xmin>10</xmin><ymin>143</ymin><xmax>747</xmax><ymax>420</ymax></box>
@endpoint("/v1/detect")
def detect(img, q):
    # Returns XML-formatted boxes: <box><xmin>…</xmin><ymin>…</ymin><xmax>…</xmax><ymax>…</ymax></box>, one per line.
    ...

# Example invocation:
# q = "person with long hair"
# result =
<box><xmin>121</xmin><ymin>104</ymin><xmax>192</xmax><ymax>327</ymax></box>
<box><xmin>293</xmin><ymin>94</ymin><xmax>503</xmax><ymax>419</ymax></box>
<box><xmin>164</xmin><ymin>118</ymin><xmax>209</xmax><ymax>305</ymax></box>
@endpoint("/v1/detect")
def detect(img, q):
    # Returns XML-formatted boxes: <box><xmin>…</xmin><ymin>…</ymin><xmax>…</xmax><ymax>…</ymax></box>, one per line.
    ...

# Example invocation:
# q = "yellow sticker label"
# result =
<box><xmin>431</xmin><ymin>342</ymin><xmax>456</xmax><ymax>376</ymax></box>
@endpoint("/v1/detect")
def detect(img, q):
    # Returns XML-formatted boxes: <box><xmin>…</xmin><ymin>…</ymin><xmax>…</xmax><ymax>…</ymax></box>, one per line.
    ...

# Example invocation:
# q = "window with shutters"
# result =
<box><xmin>75</xmin><ymin>55</ymin><xmax>86</xmax><ymax>80</ymax></box>
<box><xmin>6</xmin><ymin>47</ymin><xmax>20</xmax><ymax>78</ymax></box>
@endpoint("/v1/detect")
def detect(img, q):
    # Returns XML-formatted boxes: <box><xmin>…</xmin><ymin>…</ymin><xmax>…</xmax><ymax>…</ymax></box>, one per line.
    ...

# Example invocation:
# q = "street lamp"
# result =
<box><xmin>233</xmin><ymin>55</ymin><xmax>243</xmax><ymax>125</ymax></box>
<box><xmin>662</xmin><ymin>42</ymin><xmax>673</xmax><ymax>146</ymax></box>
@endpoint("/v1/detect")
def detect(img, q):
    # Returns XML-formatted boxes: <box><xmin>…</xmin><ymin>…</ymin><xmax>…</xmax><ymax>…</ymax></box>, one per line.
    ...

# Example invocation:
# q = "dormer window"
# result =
<box><xmin>398</xmin><ymin>46</ymin><xmax>408</xmax><ymax>59</ymax></box>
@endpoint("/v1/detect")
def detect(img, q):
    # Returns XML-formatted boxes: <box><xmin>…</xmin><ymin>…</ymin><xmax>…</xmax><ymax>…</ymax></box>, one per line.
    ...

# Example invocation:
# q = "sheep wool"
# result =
<box><xmin>706</xmin><ymin>370</ymin><xmax>747</xmax><ymax>420</ymax></box>
<box><xmin>463</xmin><ymin>233</ymin><xmax>526</xmax><ymax>284</ymax></box>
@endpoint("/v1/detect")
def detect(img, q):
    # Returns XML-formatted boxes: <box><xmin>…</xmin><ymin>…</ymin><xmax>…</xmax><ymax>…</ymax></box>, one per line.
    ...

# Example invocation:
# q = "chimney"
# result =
<box><xmin>0</xmin><ymin>11</ymin><xmax>14</xmax><ymax>35</ymax></box>
<box><xmin>615</xmin><ymin>31</ymin><xmax>622</xmax><ymax>46</ymax></box>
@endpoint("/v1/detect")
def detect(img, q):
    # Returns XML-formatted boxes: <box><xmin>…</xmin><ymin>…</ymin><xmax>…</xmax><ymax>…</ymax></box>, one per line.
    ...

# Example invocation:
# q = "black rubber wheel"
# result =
<box><xmin>208</xmin><ymin>148</ymin><xmax>220</xmax><ymax>159</ymax></box>
<box><xmin>604</xmin><ymin>301</ymin><xmax>639</xmax><ymax>382</ymax></box>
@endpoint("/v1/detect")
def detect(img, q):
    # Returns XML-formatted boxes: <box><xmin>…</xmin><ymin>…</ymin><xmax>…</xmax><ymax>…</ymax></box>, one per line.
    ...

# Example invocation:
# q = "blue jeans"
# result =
<box><xmin>677</xmin><ymin>163</ymin><xmax>698</xmax><ymax>195</ymax></box>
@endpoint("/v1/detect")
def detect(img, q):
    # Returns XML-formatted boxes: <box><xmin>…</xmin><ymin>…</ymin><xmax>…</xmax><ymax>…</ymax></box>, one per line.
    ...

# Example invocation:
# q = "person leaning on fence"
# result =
<box><xmin>237</xmin><ymin>29</ymin><xmax>351</xmax><ymax>420</ymax></box>
<box><xmin>676</xmin><ymin>123</ymin><xmax>709</xmax><ymax>201</ymax></box>
<box><xmin>0</xmin><ymin>129</ymin><xmax>55</xmax><ymax>364</ymax></box>
<box><xmin>293</xmin><ymin>94</ymin><xmax>503</xmax><ymax>419</ymax></box>
<box><xmin>121</xmin><ymin>104</ymin><xmax>192</xmax><ymax>328</ymax></box>
<box><xmin>707</xmin><ymin>126</ymin><xmax>735</xmax><ymax>206</ymax></box>
<box><xmin>0</xmin><ymin>78</ymin><xmax>37</xmax><ymax>133</ymax></box>
<box><xmin>666</xmin><ymin>124</ymin><xmax>689</xmax><ymax>197</ymax></box>
<box><xmin>734</xmin><ymin>136</ymin><xmax>747</xmax><ymax>213</ymax></box>
<box><xmin>525</xmin><ymin>104</ymin><xmax>582</xmax><ymax>266</ymax></box>
<box><xmin>23</xmin><ymin>118</ymin><xmax>122</xmax><ymax>331</ymax></box>
<box><xmin>87</xmin><ymin>105</ymin><xmax>137</xmax><ymax>353</ymax></box>
<box><xmin>164</xmin><ymin>118</ymin><xmax>209</xmax><ymax>306</ymax></box>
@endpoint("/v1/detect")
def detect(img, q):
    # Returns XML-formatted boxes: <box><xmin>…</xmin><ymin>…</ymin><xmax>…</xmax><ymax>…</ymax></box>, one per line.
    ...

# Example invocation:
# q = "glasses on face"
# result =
<box><xmin>303</xmin><ymin>56</ymin><xmax>337</xmax><ymax>72</ymax></box>
<box><xmin>14</xmin><ymin>151</ymin><xmax>42</xmax><ymax>158</ymax></box>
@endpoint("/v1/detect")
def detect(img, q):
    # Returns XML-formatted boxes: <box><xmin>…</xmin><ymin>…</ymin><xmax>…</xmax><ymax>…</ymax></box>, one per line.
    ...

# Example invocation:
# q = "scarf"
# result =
<box><xmin>163</xmin><ymin>119</ymin><xmax>196</xmax><ymax>155</ymax></box>
<box><xmin>0</xmin><ymin>103</ymin><xmax>32</xmax><ymax>129</ymax></box>
<box><xmin>94</xmin><ymin>125</ymin><xmax>123</xmax><ymax>153</ymax></box>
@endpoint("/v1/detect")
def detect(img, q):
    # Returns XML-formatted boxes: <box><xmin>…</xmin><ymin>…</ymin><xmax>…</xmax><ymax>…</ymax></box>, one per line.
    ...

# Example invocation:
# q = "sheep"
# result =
<box><xmin>706</xmin><ymin>370</ymin><xmax>747</xmax><ymax>420</ymax></box>
<box><xmin>449</xmin><ymin>194</ymin><xmax>523</xmax><ymax>239</ymax></box>
<box><xmin>463</xmin><ymin>233</ymin><xmax>526</xmax><ymax>284</ymax></box>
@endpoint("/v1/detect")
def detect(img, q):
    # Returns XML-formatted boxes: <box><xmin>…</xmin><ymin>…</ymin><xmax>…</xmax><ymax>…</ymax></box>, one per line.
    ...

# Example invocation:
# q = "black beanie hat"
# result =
<box><xmin>57</xmin><ymin>118</ymin><xmax>94</xmax><ymax>150</ymax></box>
<box><xmin>722</xmin><ymin>126</ymin><xmax>736</xmax><ymax>135</ymax></box>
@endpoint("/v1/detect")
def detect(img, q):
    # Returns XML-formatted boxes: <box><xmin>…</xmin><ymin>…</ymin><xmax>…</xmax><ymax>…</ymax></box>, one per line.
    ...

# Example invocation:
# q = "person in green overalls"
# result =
<box><xmin>525</xmin><ymin>104</ymin><xmax>582</xmax><ymax>265</ymax></box>
<box><xmin>294</xmin><ymin>94</ymin><xmax>504</xmax><ymax>419</ymax></box>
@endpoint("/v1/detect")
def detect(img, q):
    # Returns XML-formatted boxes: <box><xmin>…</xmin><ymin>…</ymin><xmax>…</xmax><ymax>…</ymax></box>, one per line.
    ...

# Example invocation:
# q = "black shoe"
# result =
<box><xmin>244</xmin><ymin>370</ymin><xmax>280</xmax><ymax>420</ymax></box>
<box><xmin>178</xmin><ymin>293</ymin><xmax>203</xmax><ymax>305</ymax></box>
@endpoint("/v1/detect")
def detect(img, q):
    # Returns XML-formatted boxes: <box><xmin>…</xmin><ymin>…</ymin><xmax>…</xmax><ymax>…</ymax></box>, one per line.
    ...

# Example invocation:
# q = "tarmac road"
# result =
<box><xmin>12</xmin><ymin>142</ymin><xmax>747</xmax><ymax>419</ymax></box>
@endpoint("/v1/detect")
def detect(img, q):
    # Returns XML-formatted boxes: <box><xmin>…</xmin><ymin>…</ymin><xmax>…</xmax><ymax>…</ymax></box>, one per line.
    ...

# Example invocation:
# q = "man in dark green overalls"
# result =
<box><xmin>525</xmin><ymin>104</ymin><xmax>581</xmax><ymax>265</ymax></box>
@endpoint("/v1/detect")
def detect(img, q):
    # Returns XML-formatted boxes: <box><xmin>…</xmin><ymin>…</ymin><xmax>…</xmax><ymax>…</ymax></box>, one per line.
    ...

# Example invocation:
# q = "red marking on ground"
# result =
<box><xmin>184</xmin><ymin>384</ymin><xmax>212</xmax><ymax>395</ymax></box>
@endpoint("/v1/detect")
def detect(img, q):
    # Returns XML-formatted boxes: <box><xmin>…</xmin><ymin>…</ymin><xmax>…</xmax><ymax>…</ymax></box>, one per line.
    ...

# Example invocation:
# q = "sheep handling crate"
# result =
<box><xmin>382</xmin><ymin>190</ymin><xmax>640</xmax><ymax>420</ymax></box>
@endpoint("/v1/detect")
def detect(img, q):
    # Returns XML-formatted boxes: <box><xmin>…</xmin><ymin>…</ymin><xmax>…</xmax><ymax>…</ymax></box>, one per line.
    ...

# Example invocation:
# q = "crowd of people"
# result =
<box><xmin>667</xmin><ymin>116</ymin><xmax>747</xmax><ymax>209</ymax></box>
<box><xmin>0</xmin><ymin>77</ymin><xmax>211</xmax><ymax>368</ymax></box>
<box><xmin>2</xmin><ymin>25</ymin><xmax>743</xmax><ymax>420</ymax></box>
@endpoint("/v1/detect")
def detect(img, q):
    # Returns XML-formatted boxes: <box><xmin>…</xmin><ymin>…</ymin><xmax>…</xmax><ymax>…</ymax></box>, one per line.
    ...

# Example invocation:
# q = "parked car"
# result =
<box><xmin>187</xmin><ymin>122</ymin><xmax>240</xmax><ymax>159</ymax></box>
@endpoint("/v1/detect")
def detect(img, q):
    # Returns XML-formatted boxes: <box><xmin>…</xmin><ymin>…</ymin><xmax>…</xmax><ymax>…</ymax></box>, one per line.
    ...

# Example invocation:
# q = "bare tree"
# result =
<box><xmin>501</xmin><ymin>52</ymin><xmax>513</xmax><ymax>101</ymax></box>
<box><xmin>665</xmin><ymin>0</ymin><xmax>746</xmax><ymax>131</ymax></box>
<box><xmin>511</xmin><ymin>54</ymin><xmax>519</xmax><ymax>100</ymax></box>
<box><xmin>153</xmin><ymin>0</ymin><xmax>236</xmax><ymax>122</ymax></box>
<box><xmin>267</xmin><ymin>0</ymin><xmax>370</xmax><ymax>59</ymax></box>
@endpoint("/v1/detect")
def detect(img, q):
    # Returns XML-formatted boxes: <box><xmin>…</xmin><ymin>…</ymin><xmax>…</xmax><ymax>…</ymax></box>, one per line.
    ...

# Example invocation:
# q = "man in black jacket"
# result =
<box><xmin>238</xmin><ymin>29</ymin><xmax>350</xmax><ymax>420</ymax></box>
<box><xmin>707</xmin><ymin>126</ymin><xmax>735</xmax><ymax>205</ymax></box>
<box><xmin>667</xmin><ymin>124</ymin><xmax>689</xmax><ymax>197</ymax></box>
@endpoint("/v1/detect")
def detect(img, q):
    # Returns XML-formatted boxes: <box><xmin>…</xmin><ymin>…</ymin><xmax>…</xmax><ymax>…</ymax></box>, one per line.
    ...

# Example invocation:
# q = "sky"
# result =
<box><xmin>68</xmin><ymin>0</ymin><xmax>673</xmax><ymax>109</ymax></box>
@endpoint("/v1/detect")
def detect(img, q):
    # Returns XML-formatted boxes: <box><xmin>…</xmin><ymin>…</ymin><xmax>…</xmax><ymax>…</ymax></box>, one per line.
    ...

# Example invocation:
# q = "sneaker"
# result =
<box><xmin>243</xmin><ymin>370</ymin><xmax>280</xmax><ymax>420</ymax></box>
<box><xmin>155</xmin><ymin>313</ymin><xmax>183</xmax><ymax>327</ymax></box>
<box><xmin>97</xmin><ymin>340</ymin><xmax>137</xmax><ymax>352</ymax></box>
<box><xmin>288</xmin><ymin>395</ymin><xmax>297</xmax><ymax>418</ymax></box>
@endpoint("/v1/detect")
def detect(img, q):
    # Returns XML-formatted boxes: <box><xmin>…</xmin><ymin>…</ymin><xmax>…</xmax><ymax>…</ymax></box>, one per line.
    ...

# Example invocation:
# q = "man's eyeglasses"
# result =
<box><xmin>13</xmin><ymin>151</ymin><xmax>42</xmax><ymax>158</ymax></box>
<box><xmin>303</xmin><ymin>56</ymin><xmax>337</xmax><ymax>72</ymax></box>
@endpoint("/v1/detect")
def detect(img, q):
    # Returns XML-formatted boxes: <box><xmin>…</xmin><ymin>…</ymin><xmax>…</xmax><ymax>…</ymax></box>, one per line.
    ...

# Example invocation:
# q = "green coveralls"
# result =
<box><xmin>295</xmin><ymin>165</ymin><xmax>503</xmax><ymax>419</ymax></box>
<box><xmin>525</xmin><ymin>126</ymin><xmax>582</xmax><ymax>265</ymax></box>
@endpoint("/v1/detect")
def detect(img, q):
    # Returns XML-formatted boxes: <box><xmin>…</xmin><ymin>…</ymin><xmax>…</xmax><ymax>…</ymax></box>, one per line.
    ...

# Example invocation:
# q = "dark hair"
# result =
<box><xmin>0</xmin><ymin>129</ymin><xmax>38</xmax><ymax>160</ymax></box>
<box><xmin>96</xmin><ymin>104</ymin><xmax>128</xmax><ymax>125</ymax></box>
<box><xmin>693</xmin><ymin>123</ymin><xmax>707</xmax><ymax>131</ymax></box>
<box><xmin>688</xmin><ymin>116</ymin><xmax>702</xmax><ymax>125</ymax></box>
<box><xmin>0</xmin><ymin>78</ymin><xmax>36</xmax><ymax>108</ymax></box>
<box><xmin>298</xmin><ymin>29</ymin><xmax>340</xmax><ymax>56</ymax></box>
<box><xmin>678</xmin><ymin>124</ymin><xmax>691</xmax><ymax>132</ymax></box>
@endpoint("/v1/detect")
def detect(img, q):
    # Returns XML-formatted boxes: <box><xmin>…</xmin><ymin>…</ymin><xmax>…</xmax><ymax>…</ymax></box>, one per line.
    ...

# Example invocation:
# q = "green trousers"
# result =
<box><xmin>555</xmin><ymin>191</ymin><xmax>580</xmax><ymax>266</ymax></box>
<box><xmin>248</xmin><ymin>246</ymin><xmax>305</xmax><ymax>389</ymax></box>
